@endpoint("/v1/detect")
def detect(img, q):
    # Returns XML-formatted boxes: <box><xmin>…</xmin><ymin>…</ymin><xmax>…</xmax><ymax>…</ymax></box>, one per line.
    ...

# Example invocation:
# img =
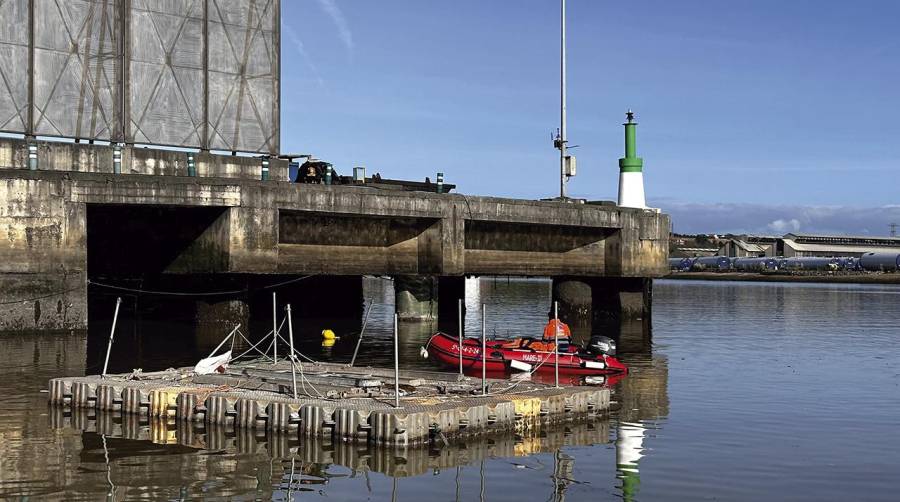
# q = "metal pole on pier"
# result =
<box><xmin>481</xmin><ymin>303</ymin><xmax>487</xmax><ymax>395</ymax></box>
<box><xmin>458</xmin><ymin>298</ymin><xmax>464</xmax><ymax>376</ymax></box>
<box><xmin>286</xmin><ymin>304</ymin><xmax>298</xmax><ymax>399</ymax></box>
<box><xmin>206</xmin><ymin>324</ymin><xmax>240</xmax><ymax>359</ymax></box>
<box><xmin>554</xmin><ymin>301</ymin><xmax>560</xmax><ymax>388</ymax></box>
<box><xmin>272</xmin><ymin>292</ymin><xmax>278</xmax><ymax>363</ymax></box>
<box><xmin>393</xmin><ymin>313</ymin><xmax>401</xmax><ymax>408</ymax></box>
<box><xmin>349</xmin><ymin>299</ymin><xmax>373</xmax><ymax>367</ymax></box>
<box><xmin>101</xmin><ymin>297</ymin><xmax>122</xmax><ymax>377</ymax></box>
<box><xmin>559</xmin><ymin>0</ymin><xmax>568</xmax><ymax>199</ymax></box>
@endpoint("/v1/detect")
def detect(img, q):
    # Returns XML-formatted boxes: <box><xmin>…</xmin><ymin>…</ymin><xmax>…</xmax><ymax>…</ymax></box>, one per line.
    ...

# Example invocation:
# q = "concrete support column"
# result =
<box><xmin>591</xmin><ymin>277</ymin><xmax>653</xmax><ymax>350</ymax></box>
<box><xmin>394</xmin><ymin>275</ymin><xmax>438</xmax><ymax>322</ymax></box>
<box><xmin>553</xmin><ymin>276</ymin><xmax>653</xmax><ymax>344</ymax></box>
<box><xmin>551</xmin><ymin>277</ymin><xmax>594</xmax><ymax>342</ymax></box>
<box><xmin>591</xmin><ymin>277</ymin><xmax>651</xmax><ymax>322</ymax></box>
<box><xmin>228</xmin><ymin>206</ymin><xmax>279</xmax><ymax>273</ymax></box>
<box><xmin>0</xmin><ymin>179</ymin><xmax>87</xmax><ymax>333</ymax></box>
<box><xmin>195</xmin><ymin>299</ymin><xmax>249</xmax><ymax>353</ymax></box>
<box><xmin>437</xmin><ymin>276</ymin><xmax>465</xmax><ymax>334</ymax></box>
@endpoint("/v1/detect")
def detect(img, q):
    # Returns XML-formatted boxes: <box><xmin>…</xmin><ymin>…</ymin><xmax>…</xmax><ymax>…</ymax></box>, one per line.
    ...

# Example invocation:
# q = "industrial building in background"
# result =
<box><xmin>718</xmin><ymin>233</ymin><xmax>900</xmax><ymax>258</ymax></box>
<box><xmin>673</xmin><ymin>232</ymin><xmax>900</xmax><ymax>260</ymax></box>
<box><xmin>0</xmin><ymin>0</ymin><xmax>280</xmax><ymax>155</ymax></box>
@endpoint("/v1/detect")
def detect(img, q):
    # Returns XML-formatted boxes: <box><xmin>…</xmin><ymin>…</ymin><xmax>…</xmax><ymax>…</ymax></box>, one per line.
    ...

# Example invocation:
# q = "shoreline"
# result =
<box><xmin>664</xmin><ymin>272</ymin><xmax>900</xmax><ymax>285</ymax></box>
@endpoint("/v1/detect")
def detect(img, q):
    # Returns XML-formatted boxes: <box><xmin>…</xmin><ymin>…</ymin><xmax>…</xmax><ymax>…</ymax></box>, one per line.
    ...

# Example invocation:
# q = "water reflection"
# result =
<box><xmin>0</xmin><ymin>277</ymin><xmax>676</xmax><ymax>501</ymax></box>
<box><xmin>51</xmin><ymin>406</ymin><xmax>613</xmax><ymax>477</ymax></box>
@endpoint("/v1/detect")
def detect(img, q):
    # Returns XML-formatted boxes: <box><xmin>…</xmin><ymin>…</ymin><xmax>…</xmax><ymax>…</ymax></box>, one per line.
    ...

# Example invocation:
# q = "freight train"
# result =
<box><xmin>669</xmin><ymin>252</ymin><xmax>900</xmax><ymax>273</ymax></box>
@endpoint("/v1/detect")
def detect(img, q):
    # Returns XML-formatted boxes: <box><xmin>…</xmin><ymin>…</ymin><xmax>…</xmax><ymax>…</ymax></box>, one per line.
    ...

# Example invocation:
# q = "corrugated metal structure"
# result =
<box><xmin>34</xmin><ymin>0</ymin><xmax>122</xmax><ymax>140</ymax></box>
<box><xmin>0</xmin><ymin>0</ymin><xmax>279</xmax><ymax>155</ymax></box>
<box><xmin>0</xmin><ymin>0</ymin><xmax>31</xmax><ymax>134</ymax></box>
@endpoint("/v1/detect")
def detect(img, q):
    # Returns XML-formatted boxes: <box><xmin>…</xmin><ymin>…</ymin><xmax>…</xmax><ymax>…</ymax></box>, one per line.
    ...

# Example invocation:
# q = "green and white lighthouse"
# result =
<box><xmin>617</xmin><ymin>110</ymin><xmax>646</xmax><ymax>208</ymax></box>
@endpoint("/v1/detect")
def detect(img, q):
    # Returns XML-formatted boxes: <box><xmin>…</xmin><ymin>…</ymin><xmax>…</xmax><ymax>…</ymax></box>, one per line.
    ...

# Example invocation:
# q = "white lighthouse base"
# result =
<box><xmin>617</xmin><ymin>171</ymin><xmax>646</xmax><ymax>209</ymax></box>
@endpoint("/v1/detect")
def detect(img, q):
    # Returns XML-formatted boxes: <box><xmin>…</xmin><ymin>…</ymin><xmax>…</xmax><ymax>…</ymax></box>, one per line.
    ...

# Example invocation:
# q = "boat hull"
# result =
<box><xmin>425</xmin><ymin>332</ymin><xmax>627</xmax><ymax>376</ymax></box>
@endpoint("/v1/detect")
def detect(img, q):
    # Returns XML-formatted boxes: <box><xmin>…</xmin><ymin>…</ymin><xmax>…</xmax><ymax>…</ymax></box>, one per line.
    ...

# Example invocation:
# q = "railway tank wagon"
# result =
<box><xmin>732</xmin><ymin>257</ymin><xmax>778</xmax><ymax>272</ymax></box>
<box><xmin>691</xmin><ymin>256</ymin><xmax>732</xmax><ymax>271</ymax></box>
<box><xmin>781</xmin><ymin>257</ymin><xmax>840</xmax><ymax>271</ymax></box>
<box><xmin>668</xmin><ymin>258</ymin><xmax>695</xmax><ymax>271</ymax></box>
<box><xmin>859</xmin><ymin>252</ymin><xmax>900</xmax><ymax>272</ymax></box>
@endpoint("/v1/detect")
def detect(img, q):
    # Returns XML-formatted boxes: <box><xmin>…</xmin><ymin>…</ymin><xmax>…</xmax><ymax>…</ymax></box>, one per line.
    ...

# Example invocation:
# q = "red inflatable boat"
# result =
<box><xmin>424</xmin><ymin>332</ymin><xmax>628</xmax><ymax>376</ymax></box>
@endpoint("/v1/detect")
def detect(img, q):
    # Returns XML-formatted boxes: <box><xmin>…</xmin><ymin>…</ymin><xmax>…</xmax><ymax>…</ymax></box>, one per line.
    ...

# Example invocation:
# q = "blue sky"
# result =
<box><xmin>281</xmin><ymin>1</ymin><xmax>900</xmax><ymax>234</ymax></box>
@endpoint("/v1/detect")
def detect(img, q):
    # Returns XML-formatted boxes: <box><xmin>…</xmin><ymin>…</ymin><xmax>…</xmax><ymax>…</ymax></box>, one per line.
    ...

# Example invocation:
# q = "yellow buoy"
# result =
<box><xmin>321</xmin><ymin>338</ymin><xmax>336</xmax><ymax>348</ymax></box>
<box><xmin>321</xmin><ymin>329</ymin><xmax>337</xmax><ymax>340</ymax></box>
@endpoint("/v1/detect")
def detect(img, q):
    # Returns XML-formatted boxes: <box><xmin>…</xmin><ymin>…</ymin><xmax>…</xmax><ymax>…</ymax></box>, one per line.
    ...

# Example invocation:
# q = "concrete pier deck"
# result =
<box><xmin>49</xmin><ymin>361</ymin><xmax>611</xmax><ymax>447</ymax></box>
<box><xmin>1</xmin><ymin>137</ymin><xmax>669</xmax><ymax>333</ymax></box>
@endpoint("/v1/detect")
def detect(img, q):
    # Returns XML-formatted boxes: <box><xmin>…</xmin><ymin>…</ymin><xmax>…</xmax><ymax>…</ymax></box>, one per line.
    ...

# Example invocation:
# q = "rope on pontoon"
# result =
<box><xmin>87</xmin><ymin>275</ymin><xmax>316</xmax><ymax>297</ymax></box>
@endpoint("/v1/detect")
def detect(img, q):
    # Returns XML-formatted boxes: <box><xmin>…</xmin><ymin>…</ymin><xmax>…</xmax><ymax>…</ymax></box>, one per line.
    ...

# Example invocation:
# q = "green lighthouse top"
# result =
<box><xmin>619</xmin><ymin>110</ymin><xmax>644</xmax><ymax>173</ymax></box>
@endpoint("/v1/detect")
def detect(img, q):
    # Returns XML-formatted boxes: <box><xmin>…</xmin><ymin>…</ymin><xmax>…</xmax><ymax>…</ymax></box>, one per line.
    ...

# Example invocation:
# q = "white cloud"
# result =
<box><xmin>767</xmin><ymin>218</ymin><xmax>801</xmax><ymax>233</ymax></box>
<box><xmin>283</xmin><ymin>24</ymin><xmax>325</xmax><ymax>87</ymax></box>
<box><xmin>655</xmin><ymin>200</ymin><xmax>900</xmax><ymax>236</ymax></box>
<box><xmin>316</xmin><ymin>0</ymin><xmax>354</xmax><ymax>54</ymax></box>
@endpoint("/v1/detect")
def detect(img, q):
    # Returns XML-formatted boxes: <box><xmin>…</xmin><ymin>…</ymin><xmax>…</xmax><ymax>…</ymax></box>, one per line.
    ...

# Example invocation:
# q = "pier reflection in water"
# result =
<box><xmin>4</xmin><ymin>278</ymin><xmax>900</xmax><ymax>500</ymax></box>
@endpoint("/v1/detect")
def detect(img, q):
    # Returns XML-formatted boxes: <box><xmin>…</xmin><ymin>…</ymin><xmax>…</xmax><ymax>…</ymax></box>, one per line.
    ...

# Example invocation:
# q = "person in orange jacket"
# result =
<box><xmin>543</xmin><ymin>316</ymin><xmax>571</xmax><ymax>341</ymax></box>
<box><xmin>529</xmin><ymin>313</ymin><xmax>571</xmax><ymax>353</ymax></box>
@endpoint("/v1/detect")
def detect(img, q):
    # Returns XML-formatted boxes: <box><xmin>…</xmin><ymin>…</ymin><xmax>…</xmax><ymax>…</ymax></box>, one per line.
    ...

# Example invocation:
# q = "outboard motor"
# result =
<box><xmin>588</xmin><ymin>336</ymin><xmax>617</xmax><ymax>356</ymax></box>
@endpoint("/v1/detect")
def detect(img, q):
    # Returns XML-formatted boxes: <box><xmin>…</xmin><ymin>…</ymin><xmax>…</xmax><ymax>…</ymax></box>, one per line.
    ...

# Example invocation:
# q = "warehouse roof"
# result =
<box><xmin>732</xmin><ymin>240</ymin><xmax>769</xmax><ymax>253</ymax></box>
<box><xmin>782</xmin><ymin>239</ymin><xmax>900</xmax><ymax>255</ymax></box>
<box><xmin>784</xmin><ymin>233</ymin><xmax>900</xmax><ymax>246</ymax></box>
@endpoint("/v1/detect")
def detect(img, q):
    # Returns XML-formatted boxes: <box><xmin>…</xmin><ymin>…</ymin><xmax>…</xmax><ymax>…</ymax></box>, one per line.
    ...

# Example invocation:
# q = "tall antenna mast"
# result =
<box><xmin>559</xmin><ymin>0</ymin><xmax>568</xmax><ymax>199</ymax></box>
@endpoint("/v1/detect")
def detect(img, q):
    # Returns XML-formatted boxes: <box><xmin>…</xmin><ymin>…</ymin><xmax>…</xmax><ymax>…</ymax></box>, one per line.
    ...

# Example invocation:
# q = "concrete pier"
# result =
<box><xmin>551</xmin><ymin>277</ymin><xmax>652</xmax><ymax>342</ymax></box>
<box><xmin>48</xmin><ymin>361</ymin><xmax>611</xmax><ymax>447</ymax></box>
<box><xmin>394</xmin><ymin>275</ymin><xmax>438</xmax><ymax>321</ymax></box>
<box><xmin>552</xmin><ymin>277</ymin><xmax>594</xmax><ymax>337</ymax></box>
<box><xmin>437</xmin><ymin>276</ymin><xmax>466</xmax><ymax>333</ymax></box>
<box><xmin>0</xmin><ymin>138</ymin><xmax>669</xmax><ymax>334</ymax></box>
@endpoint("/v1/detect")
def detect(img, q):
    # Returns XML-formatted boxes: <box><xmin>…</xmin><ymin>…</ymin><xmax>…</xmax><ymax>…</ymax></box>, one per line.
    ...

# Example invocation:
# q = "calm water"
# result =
<box><xmin>1</xmin><ymin>278</ymin><xmax>898</xmax><ymax>501</ymax></box>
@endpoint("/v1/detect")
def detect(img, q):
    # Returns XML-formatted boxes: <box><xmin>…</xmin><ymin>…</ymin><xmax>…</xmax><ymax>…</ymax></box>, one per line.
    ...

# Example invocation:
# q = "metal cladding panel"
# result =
<box><xmin>207</xmin><ymin>0</ymin><xmax>279</xmax><ymax>154</ymax></box>
<box><xmin>128</xmin><ymin>0</ymin><xmax>205</xmax><ymax>148</ymax></box>
<box><xmin>33</xmin><ymin>0</ymin><xmax>122</xmax><ymax>140</ymax></box>
<box><xmin>0</xmin><ymin>0</ymin><xmax>279</xmax><ymax>154</ymax></box>
<box><xmin>0</xmin><ymin>0</ymin><xmax>30</xmax><ymax>133</ymax></box>
<box><xmin>128</xmin><ymin>0</ymin><xmax>279</xmax><ymax>154</ymax></box>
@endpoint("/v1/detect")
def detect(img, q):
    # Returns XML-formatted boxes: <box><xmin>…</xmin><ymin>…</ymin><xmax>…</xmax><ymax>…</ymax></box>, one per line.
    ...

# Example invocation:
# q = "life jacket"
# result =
<box><xmin>500</xmin><ymin>338</ymin><xmax>529</xmax><ymax>350</ymax></box>
<box><xmin>529</xmin><ymin>340</ymin><xmax>557</xmax><ymax>352</ymax></box>
<box><xmin>542</xmin><ymin>319</ymin><xmax>571</xmax><ymax>341</ymax></box>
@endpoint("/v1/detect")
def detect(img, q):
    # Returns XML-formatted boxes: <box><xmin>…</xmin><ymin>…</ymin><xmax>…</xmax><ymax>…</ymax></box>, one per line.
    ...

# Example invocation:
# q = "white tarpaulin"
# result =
<box><xmin>194</xmin><ymin>350</ymin><xmax>232</xmax><ymax>375</ymax></box>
